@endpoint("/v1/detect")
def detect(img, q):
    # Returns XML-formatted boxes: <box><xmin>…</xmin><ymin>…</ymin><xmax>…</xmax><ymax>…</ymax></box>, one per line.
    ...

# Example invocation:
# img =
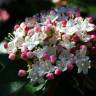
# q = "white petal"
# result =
<box><xmin>86</xmin><ymin>23</ymin><xmax>95</xmax><ymax>32</ymax></box>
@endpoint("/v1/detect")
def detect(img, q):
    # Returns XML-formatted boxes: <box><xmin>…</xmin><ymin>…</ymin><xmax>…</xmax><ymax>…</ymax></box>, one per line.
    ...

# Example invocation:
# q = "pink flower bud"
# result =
<box><xmin>62</xmin><ymin>20</ymin><xmax>67</xmax><ymax>27</ymax></box>
<box><xmin>46</xmin><ymin>72</ymin><xmax>54</xmax><ymax>79</ymax></box>
<box><xmin>18</xmin><ymin>69</ymin><xmax>27</xmax><ymax>77</ymax></box>
<box><xmin>42</xmin><ymin>52</ymin><xmax>49</xmax><ymax>60</ymax></box>
<box><xmin>45</xmin><ymin>18</ymin><xmax>52</xmax><ymax>24</ymax></box>
<box><xmin>8</xmin><ymin>53</ymin><xmax>16</xmax><ymax>60</ymax></box>
<box><xmin>49</xmin><ymin>55</ymin><xmax>57</xmax><ymax>64</ymax></box>
<box><xmin>24</xmin><ymin>25</ymin><xmax>30</xmax><ymax>32</ymax></box>
<box><xmin>21</xmin><ymin>52</ymin><xmax>27</xmax><ymax>60</ymax></box>
<box><xmin>91</xmin><ymin>34</ymin><xmax>96</xmax><ymax>40</ymax></box>
<box><xmin>27</xmin><ymin>29</ymin><xmax>34</xmax><ymax>36</ymax></box>
<box><xmin>34</xmin><ymin>25</ymin><xmax>41</xmax><ymax>32</ymax></box>
<box><xmin>4</xmin><ymin>42</ymin><xmax>8</xmax><ymax>49</ymax></box>
<box><xmin>67</xmin><ymin>63</ymin><xmax>74</xmax><ymax>70</ymax></box>
<box><xmin>21</xmin><ymin>47</ymin><xmax>28</xmax><ymax>53</ymax></box>
<box><xmin>27</xmin><ymin>51</ymin><xmax>33</xmax><ymax>59</ymax></box>
<box><xmin>71</xmin><ymin>34</ymin><xmax>80</xmax><ymax>42</ymax></box>
<box><xmin>45</xmin><ymin>24</ymin><xmax>52</xmax><ymax>32</ymax></box>
<box><xmin>86</xmin><ymin>16</ymin><xmax>93</xmax><ymax>23</ymax></box>
<box><xmin>14</xmin><ymin>24</ymin><xmax>19</xmax><ymax>30</ymax></box>
<box><xmin>80</xmin><ymin>45</ymin><xmax>86</xmax><ymax>49</ymax></box>
<box><xmin>54</xmin><ymin>67</ymin><xmax>62</xmax><ymax>75</ymax></box>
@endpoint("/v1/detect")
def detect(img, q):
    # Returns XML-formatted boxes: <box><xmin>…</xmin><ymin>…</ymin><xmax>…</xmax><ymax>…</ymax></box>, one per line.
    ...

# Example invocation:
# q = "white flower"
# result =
<box><xmin>25</xmin><ymin>32</ymin><xmax>47</xmax><ymax>50</ymax></box>
<box><xmin>60</xmin><ymin>40</ymin><xmax>75</xmax><ymax>49</ymax></box>
<box><xmin>74</xmin><ymin>18</ymin><xmax>94</xmax><ymax>42</ymax></box>
<box><xmin>76</xmin><ymin>19</ymin><xmax>95</xmax><ymax>32</ymax></box>
<box><xmin>76</xmin><ymin>31</ymin><xmax>91</xmax><ymax>42</ymax></box>
<box><xmin>27</xmin><ymin>64</ymin><xmax>45</xmax><ymax>83</ymax></box>
<box><xmin>56</xmin><ymin>49</ymin><xmax>74</xmax><ymax>71</ymax></box>
<box><xmin>33</xmin><ymin>46</ymin><xmax>56</xmax><ymax>58</ymax></box>
<box><xmin>7</xmin><ymin>36</ymin><xmax>24</xmax><ymax>53</ymax></box>
<box><xmin>27</xmin><ymin>60</ymin><xmax>54</xmax><ymax>83</ymax></box>
<box><xmin>33</xmin><ymin>46</ymin><xmax>48</xmax><ymax>58</ymax></box>
<box><xmin>66</xmin><ymin>25</ymin><xmax>78</xmax><ymax>35</ymax></box>
<box><xmin>58</xmin><ymin>17</ymin><xmax>95</xmax><ymax>37</ymax></box>
<box><xmin>58</xmin><ymin>19</ymin><xmax>79</xmax><ymax>36</ymax></box>
<box><xmin>14</xmin><ymin>37</ymin><xmax>25</xmax><ymax>48</ymax></box>
<box><xmin>74</xmin><ymin>17</ymin><xmax>84</xmax><ymax>24</ymax></box>
<box><xmin>66</xmin><ymin>19</ymin><xmax>75</xmax><ymax>27</ymax></box>
<box><xmin>75</xmin><ymin>49</ymin><xmax>91</xmax><ymax>74</ymax></box>
<box><xmin>13</xmin><ymin>28</ymin><xmax>26</xmax><ymax>38</ymax></box>
<box><xmin>7</xmin><ymin>41</ymin><xmax>17</xmax><ymax>53</ymax></box>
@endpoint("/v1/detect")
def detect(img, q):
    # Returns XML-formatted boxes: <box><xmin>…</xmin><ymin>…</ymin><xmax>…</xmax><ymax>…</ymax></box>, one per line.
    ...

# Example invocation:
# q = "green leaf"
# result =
<box><xmin>0</xmin><ymin>81</ymin><xmax>26</xmax><ymax>96</ymax></box>
<box><xmin>25</xmin><ymin>81</ymin><xmax>48</xmax><ymax>94</ymax></box>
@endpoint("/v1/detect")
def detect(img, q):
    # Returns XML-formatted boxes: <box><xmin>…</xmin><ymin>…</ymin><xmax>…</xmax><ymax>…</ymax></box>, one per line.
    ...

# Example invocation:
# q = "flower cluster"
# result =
<box><xmin>4</xmin><ymin>6</ymin><xmax>96</xmax><ymax>84</ymax></box>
